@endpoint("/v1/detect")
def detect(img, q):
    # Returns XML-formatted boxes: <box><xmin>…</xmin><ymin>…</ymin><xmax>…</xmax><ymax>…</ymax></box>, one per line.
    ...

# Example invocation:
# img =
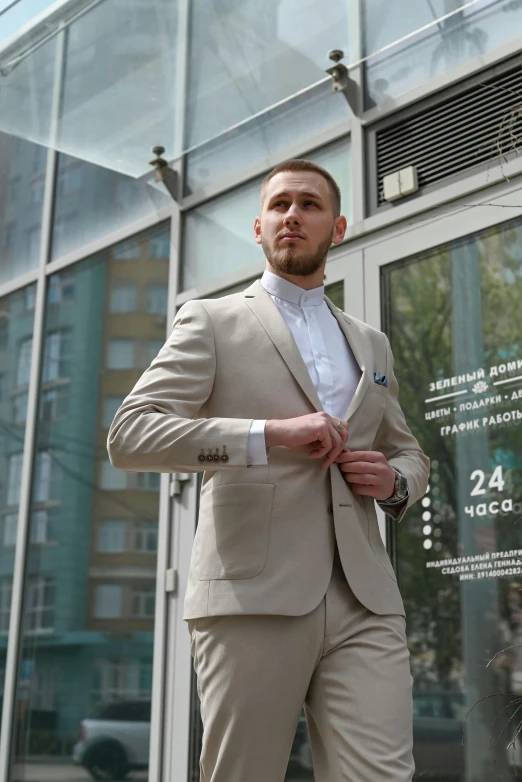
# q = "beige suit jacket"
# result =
<box><xmin>108</xmin><ymin>279</ymin><xmax>429</xmax><ymax>619</ymax></box>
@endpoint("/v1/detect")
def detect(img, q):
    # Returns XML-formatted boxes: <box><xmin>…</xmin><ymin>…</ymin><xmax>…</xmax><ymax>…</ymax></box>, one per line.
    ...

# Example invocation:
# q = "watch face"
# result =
<box><xmin>396</xmin><ymin>473</ymin><xmax>408</xmax><ymax>498</ymax></box>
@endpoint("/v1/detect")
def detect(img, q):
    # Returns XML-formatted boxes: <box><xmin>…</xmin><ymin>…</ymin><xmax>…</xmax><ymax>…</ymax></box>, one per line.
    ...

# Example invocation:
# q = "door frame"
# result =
<box><xmin>363</xmin><ymin>176</ymin><xmax>522</xmax><ymax>331</ymax></box>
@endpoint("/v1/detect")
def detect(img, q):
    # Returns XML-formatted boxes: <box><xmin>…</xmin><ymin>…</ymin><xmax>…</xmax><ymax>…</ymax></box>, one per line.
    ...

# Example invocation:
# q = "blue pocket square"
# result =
<box><xmin>374</xmin><ymin>371</ymin><xmax>388</xmax><ymax>388</ymax></box>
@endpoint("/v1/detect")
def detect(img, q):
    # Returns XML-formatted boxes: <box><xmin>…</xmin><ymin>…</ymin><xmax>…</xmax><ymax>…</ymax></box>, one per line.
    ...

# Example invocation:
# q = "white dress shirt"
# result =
<box><xmin>247</xmin><ymin>269</ymin><xmax>361</xmax><ymax>466</ymax></box>
<box><xmin>246</xmin><ymin>270</ymin><xmax>405</xmax><ymax>514</ymax></box>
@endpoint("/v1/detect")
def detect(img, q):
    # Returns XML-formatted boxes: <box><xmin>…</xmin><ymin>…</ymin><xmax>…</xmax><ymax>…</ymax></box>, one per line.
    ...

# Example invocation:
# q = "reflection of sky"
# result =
<box><xmin>0</xmin><ymin>0</ymin><xmax>58</xmax><ymax>48</ymax></box>
<box><xmin>277</xmin><ymin>0</ymin><xmax>349</xmax><ymax>69</ymax></box>
<box><xmin>364</xmin><ymin>0</ymin><xmax>505</xmax><ymax>56</ymax></box>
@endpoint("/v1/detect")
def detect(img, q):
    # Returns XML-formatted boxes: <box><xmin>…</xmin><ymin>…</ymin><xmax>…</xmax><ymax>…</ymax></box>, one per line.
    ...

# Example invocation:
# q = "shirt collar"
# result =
<box><xmin>260</xmin><ymin>270</ymin><xmax>324</xmax><ymax>308</ymax></box>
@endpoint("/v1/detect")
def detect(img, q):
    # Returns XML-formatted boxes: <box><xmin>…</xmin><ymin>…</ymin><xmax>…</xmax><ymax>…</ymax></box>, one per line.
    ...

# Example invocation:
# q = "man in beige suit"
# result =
<box><xmin>108</xmin><ymin>160</ymin><xmax>429</xmax><ymax>782</ymax></box>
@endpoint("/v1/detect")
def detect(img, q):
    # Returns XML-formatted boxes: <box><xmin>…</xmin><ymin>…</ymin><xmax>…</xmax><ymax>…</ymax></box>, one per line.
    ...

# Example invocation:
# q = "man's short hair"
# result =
<box><xmin>260</xmin><ymin>159</ymin><xmax>341</xmax><ymax>218</ymax></box>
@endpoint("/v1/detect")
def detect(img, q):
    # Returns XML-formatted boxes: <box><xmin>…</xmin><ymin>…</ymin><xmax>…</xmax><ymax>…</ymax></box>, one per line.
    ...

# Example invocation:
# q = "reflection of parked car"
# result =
<box><xmin>286</xmin><ymin>693</ymin><xmax>466</xmax><ymax>781</ymax></box>
<box><xmin>72</xmin><ymin>700</ymin><xmax>151</xmax><ymax>780</ymax></box>
<box><xmin>412</xmin><ymin>691</ymin><xmax>464</xmax><ymax>780</ymax></box>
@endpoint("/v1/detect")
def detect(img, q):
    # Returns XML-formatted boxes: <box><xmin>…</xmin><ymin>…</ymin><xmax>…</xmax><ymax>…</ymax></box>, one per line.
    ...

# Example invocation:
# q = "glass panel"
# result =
<box><xmin>364</xmin><ymin>0</ymin><xmax>522</xmax><ymax>109</ymax></box>
<box><xmin>182</xmin><ymin>139</ymin><xmax>352</xmax><ymax>293</ymax></box>
<box><xmin>0</xmin><ymin>0</ymin><xmax>59</xmax><ymax>47</ymax></box>
<box><xmin>0</xmin><ymin>284</ymin><xmax>36</xmax><ymax>754</ymax></box>
<box><xmin>184</xmin><ymin>80</ymin><xmax>351</xmax><ymax>198</ymax></box>
<box><xmin>383</xmin><ymin>216</ymin><xmax>522</xmax><ymax>779</ymax></box>
<box><xmin>10</xmin><ymin>223</ymin><xmax>169</xmax><ymax>782</ymax></box>
<box><xmin>51</xmin><ymin>153</ymin><xmax>170</xmax><ymax>261</ymax></box>
<box><xmin>0</xmin><ymin>0</ymin><xmax>350</xmax><ymax>179</ymax></box>
<box><xmin>186</xmin><ymin>0</ymin><xmax>350</xmax><ymax>150</ymax></box>
<box><xmin>0</xmin><ymin>0</ymin><xmax>179</xmax><ymax>178</ymax></box>
<box><xmin>0</xmin><ymin>133</ymin><xmax>46</xmax><ymax>285</ymax></box>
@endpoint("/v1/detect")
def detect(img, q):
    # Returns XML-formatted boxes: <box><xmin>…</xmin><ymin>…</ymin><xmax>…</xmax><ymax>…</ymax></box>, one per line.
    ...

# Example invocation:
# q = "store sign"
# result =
<box><xmin>423</xmin><ymin>362</ymin><xmax>522</xmax><ymax>436</ymax></box>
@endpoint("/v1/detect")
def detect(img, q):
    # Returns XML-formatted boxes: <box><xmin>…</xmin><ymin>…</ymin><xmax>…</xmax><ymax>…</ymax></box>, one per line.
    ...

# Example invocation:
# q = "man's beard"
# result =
<box><xmin>261</xmin><ymin>230</ymin><xmax>333</xmax><ymax>277</ymax></box>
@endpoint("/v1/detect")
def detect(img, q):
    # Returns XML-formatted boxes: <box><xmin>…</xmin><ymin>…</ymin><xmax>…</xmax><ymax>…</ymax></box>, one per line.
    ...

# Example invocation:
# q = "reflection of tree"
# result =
<box><xmin>384</xmin><ymin>250</ymin><xmax>461</xmax><ymax>687</ymax></box>
<box><xmin>430</xmin><ymin>15</ymin><xmax>487</xmax><ymax>77</ymax></box>
<box><xmin>478</xmin><ymin>224</ymin><xmax>522</xmax><ymax>535</ymax></box>
<box><xmin>384</xmin><ymin>217</ymin><xmax>522</xmax><ymax>775</ymax></box>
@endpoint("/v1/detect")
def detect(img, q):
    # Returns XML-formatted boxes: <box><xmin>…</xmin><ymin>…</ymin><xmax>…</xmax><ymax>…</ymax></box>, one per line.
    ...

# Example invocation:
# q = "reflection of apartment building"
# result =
<box><xmin>0</xmin><ymin>288</ymin><xmax>38</xmax><ymax>643</ymax></box>
<box><xmin>0</xmin><ymin>136</ymin><xmax>46</xmax><ymax>282</ymax></box>
<box><xmin>89</xmin><ymin>229</ymin><xmax>169</xmax><ymax>636</ymax></box>
<box><xmin>0</xmin><ymin>225</ymin><xmax>169</xmax><ymax>745</ymax></box>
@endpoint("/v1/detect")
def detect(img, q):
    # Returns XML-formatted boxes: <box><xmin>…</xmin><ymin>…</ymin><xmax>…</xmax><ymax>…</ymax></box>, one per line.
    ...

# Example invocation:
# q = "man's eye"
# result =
<box><xmin>305</xmin><ymin>201</ymin><xmax>318</xmax><ymax>207</ymax></box>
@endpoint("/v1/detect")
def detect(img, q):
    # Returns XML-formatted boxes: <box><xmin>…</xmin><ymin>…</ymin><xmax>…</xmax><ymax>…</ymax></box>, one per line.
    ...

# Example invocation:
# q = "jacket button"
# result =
<box><xmin>328</xmin><ymin>503</ymin><xmax>333</xmax><ymax>513</ymax></box>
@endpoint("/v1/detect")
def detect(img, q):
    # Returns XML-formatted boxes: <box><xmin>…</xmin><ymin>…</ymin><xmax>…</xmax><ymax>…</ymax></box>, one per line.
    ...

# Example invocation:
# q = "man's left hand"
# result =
<box><xmin>335</xmin><ymin>450</ymin><xmax>395</xmax><ymax>501</ymax></box>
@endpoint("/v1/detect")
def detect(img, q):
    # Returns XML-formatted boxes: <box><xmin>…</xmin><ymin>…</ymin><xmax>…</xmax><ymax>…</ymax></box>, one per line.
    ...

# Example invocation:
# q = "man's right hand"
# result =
<box><xmin>265</xmin><ymin>413</ymin><xmax>349</xmax><ymax>470</ymax></box>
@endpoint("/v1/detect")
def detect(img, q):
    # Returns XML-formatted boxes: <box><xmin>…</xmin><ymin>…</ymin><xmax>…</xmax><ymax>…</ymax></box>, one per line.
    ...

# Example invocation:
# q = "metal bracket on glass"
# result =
<box><xmin>325</xmin><ymin>49</ymin><xmax>359</xmax><ymax>116</ymax></box>
<box><xmin>149</xmin><ymin>146</ymin><xmax>180</xmax><ymax>202</ymax></box>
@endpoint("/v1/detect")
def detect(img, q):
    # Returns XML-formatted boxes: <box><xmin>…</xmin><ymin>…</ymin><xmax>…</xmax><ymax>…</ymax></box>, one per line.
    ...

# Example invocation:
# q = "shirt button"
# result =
<box><xmin>328</xmin><ymin>503</ymin><xmax>333</xmax><ymax>513</ymax></box>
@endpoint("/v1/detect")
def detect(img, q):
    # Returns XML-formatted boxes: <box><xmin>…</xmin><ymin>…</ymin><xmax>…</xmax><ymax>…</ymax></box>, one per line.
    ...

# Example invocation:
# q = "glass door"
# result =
<box><xmin>364</xmin><ymin>204</ymin><xmax>522</xmax><ymax>781</ymax></box>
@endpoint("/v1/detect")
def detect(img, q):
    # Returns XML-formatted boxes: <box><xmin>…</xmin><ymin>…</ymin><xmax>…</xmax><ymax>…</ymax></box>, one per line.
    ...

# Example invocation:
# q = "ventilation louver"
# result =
<box><xmin>375</xmin><ymin>60</ymin><xmax>522</xmax><ymax>207</ymax></box>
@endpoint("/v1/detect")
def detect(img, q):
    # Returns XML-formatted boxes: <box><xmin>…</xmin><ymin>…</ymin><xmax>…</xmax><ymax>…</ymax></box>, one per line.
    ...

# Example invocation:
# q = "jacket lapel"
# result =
<box><xmin>244</xmin><ymin>280</ymin><xmax>323</xmax><ymax>412</ymax></box>
<box><xmin>324</xmin><ymin>297</ymin><xmax>371</xmax><ymax>422</ymax></box>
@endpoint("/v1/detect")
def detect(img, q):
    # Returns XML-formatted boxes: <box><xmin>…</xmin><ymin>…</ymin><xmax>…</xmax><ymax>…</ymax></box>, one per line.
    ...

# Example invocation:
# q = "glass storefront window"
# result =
<box><xmin>0</xmin><ymin>284</ymin><xmax>36</xmax><ymax>749</ymax></box>
<box><xmin>0</xmin><ymin>133</ymin><xmax>46</xmax><ymax>285</ymax></box>
<box><xmin>182</xmin><ymin>139</ymin><xmax>352</xmax><ymax>293</ymax></box>
<box><xmin>10</xmin><ymin>223</ymin><xmax>169</xmax><ymax>782</ymax></box>
<box><xmin>383</xmin><ymin>216</ymin><xmax>522</xmax><ymax>779</ymax></box>
<box><xmin>364</xmin><ymin>0</ymin><xmax>522</xmax><ymax>109</ymax></box>
<box><xmin>51</xmin><ymin>154</ymin><xmax>170</xmax><ymax>261</ymax></box>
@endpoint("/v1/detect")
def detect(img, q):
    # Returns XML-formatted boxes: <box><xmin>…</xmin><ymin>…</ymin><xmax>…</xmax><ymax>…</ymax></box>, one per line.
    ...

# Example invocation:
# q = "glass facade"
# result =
<box><xmin>51</xmin><ymin>154</ymin><xmax>170</xmax><ymax>261</ymax></box>
<box><xmin>0</xmin><ymin>0</ymin><xmax>179</xmax><ymax>178</ymax></box>
<box><xmin>184</xmin><ymin>81</ymin><xmax>351</xmax><ymax>198</ymax></box>
<box><xmin>0</xmin><ymin>284</ymin><xmax>36</xmax><ymax>722</ymax></box>
<box><xmin>186</xmin><ymin>0</ymin><xmax>350</xmax><ymax>150</ymax></box>
<box><xmin>9</xmin><ymin>224</ymin><xmax>169</xmax><ymax>781</ymax></box>
<box><xmin>384</xmin><ymin>217</ymin><xmax>522</xmax><ymax>780</ymax></box>
<box><xmin>0</xmin><ymin>134</ymin><xmax>46</xmax><ymax>285</ymax></box>
<box><xmin>364</xmin><ymin>0</ymin><xmax>522</xmax><ymax>108</ymax></box>
<box><xmin>0</xmin><ymin>2</ymin><xmax>521</xmax><ymax>780</ymax></box>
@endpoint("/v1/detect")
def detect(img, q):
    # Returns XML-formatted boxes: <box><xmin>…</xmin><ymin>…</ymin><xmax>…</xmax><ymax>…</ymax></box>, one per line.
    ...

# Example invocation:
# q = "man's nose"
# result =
<box><xmin>284</xmin><ymin>208</ymin><xmax>301</xmax><ymax>225</ymax></box>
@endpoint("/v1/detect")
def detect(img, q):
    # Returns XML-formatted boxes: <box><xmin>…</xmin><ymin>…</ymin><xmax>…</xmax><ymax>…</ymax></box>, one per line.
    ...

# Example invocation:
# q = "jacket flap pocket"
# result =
<box><xmin>195</xmin><ymin>483</ymin><xmax>275</xmax><ymax>580</ymax></box>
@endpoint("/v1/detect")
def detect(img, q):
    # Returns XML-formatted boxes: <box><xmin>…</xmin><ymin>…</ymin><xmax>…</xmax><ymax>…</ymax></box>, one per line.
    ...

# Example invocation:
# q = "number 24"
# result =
<box><xmin>470</xmin><ymin>466</ymin><xmax>505</xmax><ymax>496</ymax></box>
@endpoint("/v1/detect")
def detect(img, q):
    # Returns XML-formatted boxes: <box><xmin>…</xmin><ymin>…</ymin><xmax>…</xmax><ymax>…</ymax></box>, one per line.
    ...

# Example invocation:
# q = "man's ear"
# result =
<box><xmin>254</xmin><ymin>216</ymin><xmax>262</xmax><ymax>245</ymax></box>
<box><xmin>331</xmin><ymin>216</ymin><xmax>347</xmax><ymax>246</ymax></box>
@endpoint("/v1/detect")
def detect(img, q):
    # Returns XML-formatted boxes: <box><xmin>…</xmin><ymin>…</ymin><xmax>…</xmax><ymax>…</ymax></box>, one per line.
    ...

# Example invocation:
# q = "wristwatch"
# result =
<box><xmin>385</xmin><ymin>467</ymin><xmax>409</xmax><ymax>504</ymax></box>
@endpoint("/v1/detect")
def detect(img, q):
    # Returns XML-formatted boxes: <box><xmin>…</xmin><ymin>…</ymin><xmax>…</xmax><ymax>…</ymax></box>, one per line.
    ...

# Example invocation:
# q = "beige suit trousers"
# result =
<box><xmin>188</xmin><ymin>550</ymin><xmax>414</xmax><ymax>782</ymax></box>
